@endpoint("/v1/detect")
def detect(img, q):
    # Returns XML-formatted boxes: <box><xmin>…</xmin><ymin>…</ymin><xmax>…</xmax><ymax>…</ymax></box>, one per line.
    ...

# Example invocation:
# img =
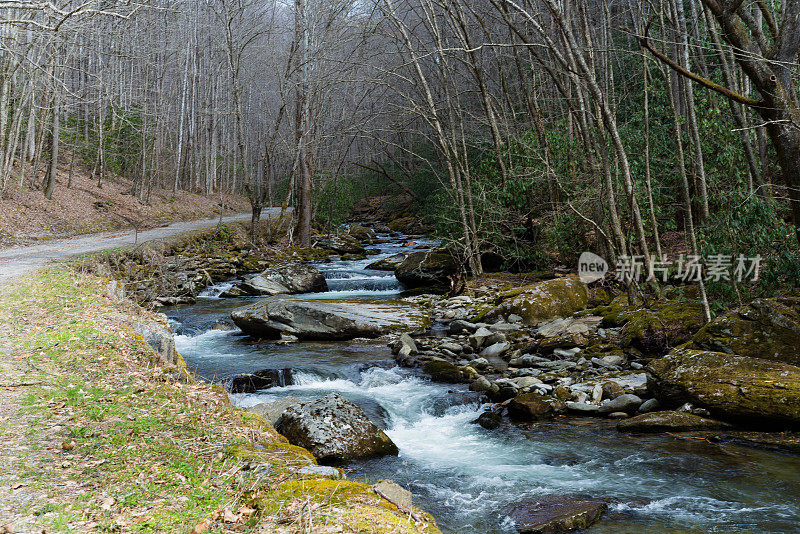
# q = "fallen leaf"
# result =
<box><xmin>222</xmin><ymin>508</ymin><xmax>240</xmax><ymax>523</ymax></box>
<box><xmin>193</xmin><ymin>520</ymin><xmax>210</xmax><ymax>533</ymax></box>
<box><xmin>238</xmin><ymin>505</ymin><xmax>256</xmax><ymax>516</ymax></box>
<box><xmin>61</xmin><ymin>440</ymin><xmax>76</xmax><ymax>451</ymax></box>
<box><xmin>100</xmin><ymin>497</ymin><xmax>114</xmax><ymax>511</ymax></box>
<box><xmin>10</xmin><ymin>483</ymin><xmax>24</xmax><ymax>490</ymax></box>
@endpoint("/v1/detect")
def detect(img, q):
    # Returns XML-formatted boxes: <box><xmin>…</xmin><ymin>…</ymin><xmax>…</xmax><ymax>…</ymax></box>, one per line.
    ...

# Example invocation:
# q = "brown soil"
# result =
<box><xmin>0</xmin><ymin>156</ymin><xmax>250</xmax><ymax>249</ymax></box>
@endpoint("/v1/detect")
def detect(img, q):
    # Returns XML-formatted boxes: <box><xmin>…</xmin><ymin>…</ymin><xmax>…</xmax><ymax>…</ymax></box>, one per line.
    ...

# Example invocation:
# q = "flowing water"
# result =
<box><xmin>171</xmin><ymin>233</ymin><xmax>800</xmax><ymax>533</ymax></box>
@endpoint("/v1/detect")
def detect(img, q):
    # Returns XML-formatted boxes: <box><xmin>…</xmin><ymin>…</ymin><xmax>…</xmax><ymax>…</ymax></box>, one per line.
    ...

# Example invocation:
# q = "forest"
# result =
<box><xmin>2</xmin><ymin>1</ymin><xmax>800</xmax><ymax>306</ymax></box>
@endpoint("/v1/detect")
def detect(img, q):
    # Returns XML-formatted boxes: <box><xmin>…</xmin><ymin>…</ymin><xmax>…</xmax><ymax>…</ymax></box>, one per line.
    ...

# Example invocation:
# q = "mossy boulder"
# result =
<box><xmin>348</xmin><ymin>223</ymin><xmax>377</xmax><ymax>244</ymax></box>
<box><xmin>395</xmin><ymin>249</ymin><xmax>460</xmax><ymax>289</ymax></box>
<box><xmin>388</xmin><ymin>216</ymin><xmax>424</xmax><ymax>234</ymax></box>
<box><xmin>367</xmin><ymin>253</ymin><xmax>408</xmax><ymax>271</ymax></box>
<box><xmin>423</xmin><ymin>359</ymin><xmax>466</xmax><ymax>383</ymax></box>
<box><xmin>692</xmin><ymin>298</ymin><xmax>800</xmax><ymax>366</ymax></box>
<box><xmin>315</xmin><ymin>234</ymin><xmax>366</xmax><ymax>254</ymax></box>
<box><xmin>225</xmin><ymin>441</ymin><xmax>316</xmax><ymax>467</ymax></box>
<box><xmin>647</xmin><ymin>347</ymin><xmax>800</xmax><ymax>426</ymax></box>
<box><xmin>619</xmin><ymin>301</ymin><xmax>706</xmax><ymax>356</ymax></box>
<box><xmin>253</xmin><ymin>479</ymin><xmax>441</xmax><ymax>533</ymax></box>
<box><xmin>276</xmin><ymin>393</ymin><xmax>399</xmax><ymax>464</ymax></box>
<box><xmin>483</xmin><ymin>275</ymin><xmax>589</xmax><ymax>325</ymax></box>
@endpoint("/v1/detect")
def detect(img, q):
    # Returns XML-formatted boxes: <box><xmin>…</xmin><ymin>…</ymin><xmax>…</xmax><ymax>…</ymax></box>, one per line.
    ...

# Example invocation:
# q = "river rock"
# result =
<box><xmin>133</xmin><ymin>319</ymin><xmax>178</xmax><ymax>364</ymax></box>
<box><xmin>566</xmin><ymin>402</ymin><xmax>601</xmax><ymax>415</ymax></box>
<box><xmin>637</xmin><ymin>398</ymin><xmax>661</xmax><ymax>413</ymax></box>
<box><xmin>348</xmin><ymin>223</ymin><xmax>377</xmax><ymax>244</ymax></box>
<box><xmin>394</xmin><ymin>249</ymin><xmax>460</xmax><ymax>289</ymax></box>
<box><xmin>647</xmin><ymin>347</ymin><xmax>800</xmax><ymax>425</ymax></box>
<box><xmin>469</xmin><ymin>326</ymin><xmax>493</xmax><ymax>349</ymax></box>
<box><xmin>601</xmin><ymin>381</ymin><xmax>624</xmax><ymax>400</ymax></box>
<box><xmin>448</xmin><ymin>319</ymin><xmax>479</xmax><ymax>334</ymax></box>
<box><xmin>692</xmin><ymin>297</ymin><xmax>800</xmax><ymax>366</ymax></box>
<box><xmin>481</xmin><ymin>341</ymin><xmax>509</xmax><ymax>358</ymax></box>
<box><xmin>423</xmin><ymin>359</ymin><xmax>466</xmax><ymax>383</ymax></box>
<box><xmin>483</xmin><ymin>276</ymin><xmax>589</xmax><ymax>325</ymax></box>
<box><xmin>315</xmin><ymin>235</ymin><xmax>365</xmax><ymax>254</ymax></box>
<box><xmin>507</xmin><ymin>392</ymin><xmax>566</xmax><ymax>421</ymax></box>
<box><xmin>366</xmin><ymin>253</ymin><xmax>407</xmax><ymax>271</ymax></box>
<box><xmin>503</xmin><ymin>494</ymin><xmax>607</xmax><ymax>533</ymax></box>
<box><xmin>618</xmin><ymin>300</ymin><xmax>705</xmax><ymax>355</ymax></box>
<box><xmin>598</xmin><ymin>394</ymin><xmax>642</xmax><ymax>415</ymax></box>
<box><xmin>248</xmin><ymin>396</ymin><xmax>302</xmax><ymax>425</ymax></box>
<box><xmin>617</xmin><ymin>411</ymin><xmax>732</xmax><ymax>433</ymax></box>
<box><xmin>231</xmin><ymin>297</ymin><xmax>427</xmax><ymax>340</ymax></box>
<box><xmin>275</xmin><ymin>393</ymin><xmax>399</xmax><ymax>464</ymax></box>
<box><xmin>228</xmin><ymin>368</ymin><xmax>293</xmax><ymax>394</ymax></box>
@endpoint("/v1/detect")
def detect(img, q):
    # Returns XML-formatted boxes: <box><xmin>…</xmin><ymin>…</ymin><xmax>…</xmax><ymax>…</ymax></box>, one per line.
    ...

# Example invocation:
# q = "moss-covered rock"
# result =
<box><xmin>252</xmin><ymin>479</ymin><xmax>441</xmax><ymax>533</ymax></box>
<box><xmin>348</xmin><ymin>223</ymin><xmax>377</xmax><ymax>244</ymax></box>
<box><xmin>619</xmin><ymin>301</ymin><xmax>706</xmax><ymax>356</ymax></box>
<box><xmin>482</xmin><ymin>275</ymin><xmax>589</xmax><ymax>325</ymax></box>
<box><xmin>395</xmin><ymin>249</ymin><xmax>459</xmax><ymax>290</ymax></box>
<box><xmin>647</xmin><ymin>347</ymin><xmax>800</xmax><ymax>426</ymax></box>
<box><xmin>692</xmin><ymin>298</ymin><xmax>800</xmax><ymax>366</ymax></box>
<box><xmin>423</xmin><ymin>359</ymin><xmax>466</xmax><ymax>383</ymax></box>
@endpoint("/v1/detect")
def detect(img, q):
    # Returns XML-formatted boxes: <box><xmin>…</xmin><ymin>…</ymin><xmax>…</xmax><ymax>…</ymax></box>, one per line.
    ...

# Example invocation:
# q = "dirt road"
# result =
<box><xmin>0</xmin><ymin>211</ymin><xmax>272</xmax><ymax>283</ymax></box>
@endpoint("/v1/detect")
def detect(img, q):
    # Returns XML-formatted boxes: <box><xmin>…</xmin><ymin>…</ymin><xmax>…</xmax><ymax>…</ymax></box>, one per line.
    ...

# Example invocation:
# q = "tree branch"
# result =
<box><xmin>633</xmin><ymin>21</ymin><xmax>762</xmax><ymax>108</ymax></box>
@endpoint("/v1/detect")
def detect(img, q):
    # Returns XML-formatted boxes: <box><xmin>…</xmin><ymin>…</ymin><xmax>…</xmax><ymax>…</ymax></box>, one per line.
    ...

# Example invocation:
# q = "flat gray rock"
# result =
<box><xmin>231</xmin><ymin>296</ymin><xmax>428</xmax><ymax>340</ymax></box>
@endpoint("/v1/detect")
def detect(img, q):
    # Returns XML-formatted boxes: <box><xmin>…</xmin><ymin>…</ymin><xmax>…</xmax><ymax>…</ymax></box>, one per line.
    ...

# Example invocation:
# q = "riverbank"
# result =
<box><xmin>0</xmin><ymin>265</ymin><xmax>440</xmax><ymax>533</ymax></box>
<box><xmin>63</xmin><ymin>219</ymin><xmax>800</xmax><ymax>533</ymax></box>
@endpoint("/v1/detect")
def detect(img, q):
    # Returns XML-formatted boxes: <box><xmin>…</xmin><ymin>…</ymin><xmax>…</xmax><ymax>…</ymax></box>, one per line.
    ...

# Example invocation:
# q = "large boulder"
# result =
<box><xmin>618</xmin><ymin>301</ymin><xmax>706</xmax><ymax>355</ymax></box>
<box><xmin>483</xmin><ymin>276</ymin><xmax>589</xmax><ymax>325</ymax></box>
<box><xmin>366</xmin><ymin>253</ymin><xmax>408</xmax><ymax>271</ymax></box>
<box><xmin>617</xmin><ymin>411</ymin><xmax>731</xmax><ymax>433</ymax></box>
<box><xmin>394</xmin><ymin>249</ymin><xmax>460</xmax><ymax>289</ymax></box>
<box><xmin>276</xmin><ymin>393</ymin><xmax>399</xmax><ymax>464</ymax></box>
<box><xmin>692</xmin><ymin>298</ymin><xmax>800</xmax><ymax>366</ymax></box>
<box><xmin>647</xmin><ymin>347</ymin><xmax>800</xmax><ymax>426</ymax></box>
<box><xmin>231</xmin><ymin>297</ymin><xmax>427</xmax><ymax>340</ymax></box>
<box><xmin>249</xmin><ymin>397</ymin><xmax>303</xmax><ymax>426</ymax></box>
<box><xmin>347</xmin><ymin>223</ymin><xmax>377</xmax><ymax>244</ymax></box>
<box><xmin>502</xmin><ymin>494</ymin><xmax>607</xmax><ymax>534</ymax></box>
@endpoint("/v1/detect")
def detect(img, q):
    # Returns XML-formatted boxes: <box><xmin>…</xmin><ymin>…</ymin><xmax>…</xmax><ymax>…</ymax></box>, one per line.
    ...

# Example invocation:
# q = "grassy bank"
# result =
<box><xmin>0</xmin><ymin>266</ymin><xmax>439</xmax><ymax>533</ymax></box>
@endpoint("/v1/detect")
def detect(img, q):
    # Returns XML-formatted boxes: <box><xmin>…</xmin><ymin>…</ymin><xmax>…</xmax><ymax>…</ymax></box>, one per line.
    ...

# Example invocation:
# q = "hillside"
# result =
<box><xmin>0</xmin><ymin>157</ymin><xmax>250</xmax><ymax>249</ymax></box>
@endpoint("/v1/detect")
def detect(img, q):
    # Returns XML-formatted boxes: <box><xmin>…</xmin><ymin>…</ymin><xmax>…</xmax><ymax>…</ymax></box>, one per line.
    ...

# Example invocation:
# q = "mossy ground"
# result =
<box><xmin>0</xmin><ymin>266</ymin><xmax>440</xmax><ymax>533</ymax></box>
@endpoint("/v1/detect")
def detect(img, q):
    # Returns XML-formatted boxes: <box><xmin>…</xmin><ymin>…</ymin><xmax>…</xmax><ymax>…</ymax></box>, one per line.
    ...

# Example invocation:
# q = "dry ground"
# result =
<box><xmin>0</xmin><ymin>157</ymin><xmax>250</xmax><ymax>249</ymax></box>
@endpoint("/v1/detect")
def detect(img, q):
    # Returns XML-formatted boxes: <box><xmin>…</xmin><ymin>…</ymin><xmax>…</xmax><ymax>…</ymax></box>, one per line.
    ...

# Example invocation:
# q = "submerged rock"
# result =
<box><xmin>617</xmin><ymin>411</ymin><xmax>732</xmax><ymax>433</ymax></box>
<box><xmin>276</xmin><ymin>393</ymin><xmax>399</xmax><ymax>464</ymax></box>
<box><xmin>483</xmin><ymin>276</ymin><xmax>588</xmax><ymax>325</ymax></box>
<box><xmin>692</xmin><ymin>297</ymin><xmax>800</xmax><ymax>366</ymax></box>
<box><xmin>394</xmin><ymin>249</ymin><xmax>460</xmax><ymax>289</ymax></box>
<box><xmin>647</xmin><ymin>347</ymin><xmax>800</xmax><ymax>426</ymax></box>
<box><xmin>231</xmin><ymin>297</ymin><xmax>427</xmax><ymax>340</ymax></box>
<box><xmin>503</xmin><ymin>494</ymin><xmax>607</xmax><ymax>533</ymax></box>
<box><xmin>229</xmin><ymin>368</ymin><xmax>293</xmax><ymax>394</ymax></box>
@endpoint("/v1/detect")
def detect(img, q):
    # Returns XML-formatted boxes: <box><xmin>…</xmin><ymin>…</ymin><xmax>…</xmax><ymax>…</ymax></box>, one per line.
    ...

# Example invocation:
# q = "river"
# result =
<box><xmin>168</xmin><ymin>232</ymin><xmax>800</xmax><ymax>533</ymax></box>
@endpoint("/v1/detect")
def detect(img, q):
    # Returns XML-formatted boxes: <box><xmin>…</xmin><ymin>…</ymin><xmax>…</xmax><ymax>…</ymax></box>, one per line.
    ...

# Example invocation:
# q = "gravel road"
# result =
<box><xmin>0</xmin><ymin>210</ymin><xmax>275</xmax><ymax>283</ymax></box>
